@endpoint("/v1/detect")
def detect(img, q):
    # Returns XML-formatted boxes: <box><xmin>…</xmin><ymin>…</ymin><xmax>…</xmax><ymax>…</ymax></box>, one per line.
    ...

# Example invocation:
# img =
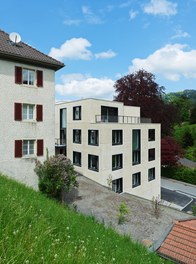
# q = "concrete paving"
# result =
<box><xmin>161</xmin><ymin>177</ymin><xmax>196</xmax><ymax>212</ymax></box>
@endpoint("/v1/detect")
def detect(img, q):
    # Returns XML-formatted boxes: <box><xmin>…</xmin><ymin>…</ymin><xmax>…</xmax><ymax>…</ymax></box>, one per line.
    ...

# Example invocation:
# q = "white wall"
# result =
<box><xmin>0</xmin><ymin>60</ymin><xmax>55</xmax><ymax>189</ymax></box>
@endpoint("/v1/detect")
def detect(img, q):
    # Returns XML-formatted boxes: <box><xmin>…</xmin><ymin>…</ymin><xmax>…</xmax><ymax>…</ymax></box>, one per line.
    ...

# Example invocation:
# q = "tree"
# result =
<box><xmin>161</xmin><ymin>136</ymin><xmax>184</xmax><ymax>167</ymax></box>
<box><xmin>181</xmin><ymin>130</ymin><xmax>194</xmax><ymax>148</ymax></box>
<box><xmin>34</xmin><ymin>154</ymin><xmax>78</xmax><ymax>202</ymax></box>
<box><xmin>190</xmin><ymin>104</ymin><xmax>196</xmax><ymax>124</ymax></box>
<box><xmin>114</xmin><ymin>69</ymin><xmax>178</xmax><ymax>136</ymax></box>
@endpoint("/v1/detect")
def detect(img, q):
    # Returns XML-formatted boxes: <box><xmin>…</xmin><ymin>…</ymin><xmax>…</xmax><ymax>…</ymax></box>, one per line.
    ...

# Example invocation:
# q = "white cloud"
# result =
<box><xmin>49</xmin><ymin>38</ymin><xmax>93</xmax><ymax>61</ymax></box>
<box><xmin>171</xmin><ymin>29</ymin><xmax>190</xmax><ymax>39</ymax></box>
<box><xmin>55</xmin><ymin>74</ymin><xmax>115</xmax><ymax>99</ymax></box>
<box><xmin>82</xmin><ymin>5</ymin><xmax>104</xmax><ymax>24</ymax></box>
<box><xmin>95</xmin><ymin>50</ymin><xmax>117</xmax><ymax>59</ymax></box>
<box><xmin>143</xmin><ymin>0</ymin><xmax>177</xmax><ymax>16</ymax></box>
<box><xmin>63</xmin><ymin>19</ymin><xmax>81</xmax><ymax>26</ymax></box>
<box><xmin>129</xmin><ymin>44</ymin><xmax>196</xmax><ymax>81</ymax></box>
<box><xmin>129</xmin><ymin>10</ymin><xmax>138</xmax><ymax>20</ymax></box>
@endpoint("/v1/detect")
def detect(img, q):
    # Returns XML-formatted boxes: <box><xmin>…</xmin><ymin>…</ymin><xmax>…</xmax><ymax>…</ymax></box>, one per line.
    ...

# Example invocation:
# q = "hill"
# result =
<box><xmin>0</xmin><ymin>174</ymin><xmax>170</xmax><ymax>264</ymax></box>
<box><xmin>165</xmin><ymin>89</ymin><xmax>196</xmax><ymax>104</ymax></box>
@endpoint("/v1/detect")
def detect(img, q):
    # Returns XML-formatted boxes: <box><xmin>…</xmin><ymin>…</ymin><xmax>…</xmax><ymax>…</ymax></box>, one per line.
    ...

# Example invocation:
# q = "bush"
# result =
<box><xmin>181</xmin><ymin>130</ymin><xmax>194</xmax><ymax>148</ymax></box>
<box><xmin>117</xmin><ymin>202</ymin><xmax>129</xmax><ymax>225</ymax></box>
<box><xmin>35</xmin><ymin>154</ymin><xmax>78</xmax><ymax>202</ymax></box>
<box><xmin>161</xmin><ymin>166</ymin><xmax>196</xmax><ymax>185</ymax></box>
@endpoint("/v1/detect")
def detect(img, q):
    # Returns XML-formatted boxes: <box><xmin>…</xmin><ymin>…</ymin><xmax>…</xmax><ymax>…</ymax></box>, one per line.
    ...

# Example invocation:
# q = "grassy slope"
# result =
<box><xmin>0</xmin><ymin>175</ymin><xmax>170</xmax><ymax>264</ymax></box>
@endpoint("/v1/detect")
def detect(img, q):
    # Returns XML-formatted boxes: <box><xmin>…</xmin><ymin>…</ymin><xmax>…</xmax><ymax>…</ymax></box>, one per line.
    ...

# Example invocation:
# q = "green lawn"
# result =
<box><xmin>0</xmin><ymin>174</ymin><xmax>170</xmax><ymax>264</ymax></box>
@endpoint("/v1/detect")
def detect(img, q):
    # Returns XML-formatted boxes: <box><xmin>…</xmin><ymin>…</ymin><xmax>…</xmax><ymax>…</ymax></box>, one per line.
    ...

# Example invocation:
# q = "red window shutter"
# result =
<box><xmin>37</xmin><ymin>70</ymin><xmax>43</xmax><ymax>87</ymax></box>
<box><xmin>15</xmin><ymin>140</ymin><xmax>22</xmax><ymax>158</ymax></box>
<box><xmin>36</xmin><ymin>105</ymin><xmax>43</xmax><ymax>121</ymax></box>
<box><xmin>14</xmin><ymin>103</ymin><xmax>22</xmax><ymax>121</ymax></box>
<box><xmin>37</xmin><ymin>139</ymin><xmax>44</xmax><ymax>156</ymax></box>
<box><xmin>15</xmin><ymin>66</ymin><xmax>22</xmax><ymax>84</ymax></box>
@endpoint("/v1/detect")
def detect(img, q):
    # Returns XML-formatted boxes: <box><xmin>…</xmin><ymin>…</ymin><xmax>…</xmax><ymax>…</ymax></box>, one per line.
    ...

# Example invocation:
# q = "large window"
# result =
<box><xmin>22</xmin><ymin>140</ymin><xmax>35</xmax><ymax>156</ymax></box>
<box><xmin>101</xmin><ymin>106</ymin><xmax>118</xmax><ymax>122</ymax></box>
<box><xmin>15</xmin><ymin>67</ymin><xmax>43</xmax><ymax>87</ymax></box>
<box><xmin>112</xmin><ymin>130</ymin><xmax>123</xmax><ymax>145</ymax></box>
<box><xmin>148</xmin><ymin>148</ymin><xmax>155</xmax><ymax>161</ymax></box>
<box><xmin>73</xmin><ymin>106</ymin><xmax>81</xmax><ymax>120</ymax></box>
<box><xmin>132</xmin><ymin>172</ymin><xmax>141</xmax><ymax>188</ymax></box>
<box><xmin>148</xmin><ymin>168</ymin><xmax>155</xmax><ymax>181</ymax></box>
<box><xmin>112</xmin><ymin>154</ymin><xmax>123</xmax><ymax>171</ymax></box>
<box><xmin>132</xmin><ymin>130</ymin><xmax>141</xmax><ymax>165</ymax></box>
<box><xmin>88</xmin><ymin>155</ymin><xmax>99</xmax><ymax>172</ymax></box>
<box><xmin>22</xmin><ymin>104</ymin><xmax>34</xmax><ymax>120</ymax></box>
<box><xmin>88</xmin><ymin>130</ymin><xmax>99</xmax><ymax>145</ymax></box>
<box><xmin>148</xmin><ymin>129</ymin><xmax>155</xmax><ymax>141</ymax></box>
<box><xmin>73</xmin><ymin>151</ymin><xmax>81</xmax><ymax>166</ymax></box>
<box><xmin>73</xmin><ymin>129</ymin><xmax>81</xmax><ymax>144</ymax></box>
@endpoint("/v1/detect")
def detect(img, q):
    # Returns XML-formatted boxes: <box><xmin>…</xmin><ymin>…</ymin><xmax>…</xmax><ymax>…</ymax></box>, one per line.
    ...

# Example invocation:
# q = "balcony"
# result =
<box><xmin>95</xmin><ymin>115</ymin><xmax>151</xmax><ymax>124</ymax></box>
<box><xmin>55</xmin><ymin>138</ymin><xmax>66</xmax><ymax>147</ymax></box>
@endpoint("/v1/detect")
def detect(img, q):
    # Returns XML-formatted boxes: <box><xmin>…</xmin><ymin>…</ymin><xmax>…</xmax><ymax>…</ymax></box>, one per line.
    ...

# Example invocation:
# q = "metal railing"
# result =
<box><xmin>95</xmin><ymin>115</ymin><xmax>151</xmax><ymax>124</ymax></box>
<box><xmin>55</xmin><ymin>138</ymin><xmax>66</xmax><ymax>146</ymax></box>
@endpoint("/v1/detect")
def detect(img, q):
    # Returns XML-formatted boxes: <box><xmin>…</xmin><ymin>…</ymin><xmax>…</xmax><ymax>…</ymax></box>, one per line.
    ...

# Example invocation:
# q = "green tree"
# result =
<box><xmin>35</xmin><ymin>154</ymin><xmax>78</xmax><ymax>202</ymax></box>
<box><xmin>182</xmin><ymin>130</ymin><xmax>194</xmax><ymax>148</ymax></box>
<box><xmin>190</xmin><ymin>104</ymin><xmax>196</xmax><ymax>124</ymax></box>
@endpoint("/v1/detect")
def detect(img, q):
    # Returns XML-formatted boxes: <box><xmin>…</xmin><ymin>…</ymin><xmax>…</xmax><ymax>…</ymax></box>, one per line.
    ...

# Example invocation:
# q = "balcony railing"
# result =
<box><xmin>95</xmin><ymin>115</ymin><xmax>151</xmax><ymax>124</ymax></box>
<box><xmin>55</xmin><ymin>138</ymin><xmax>66</xmax><ymax>146</ymax></box>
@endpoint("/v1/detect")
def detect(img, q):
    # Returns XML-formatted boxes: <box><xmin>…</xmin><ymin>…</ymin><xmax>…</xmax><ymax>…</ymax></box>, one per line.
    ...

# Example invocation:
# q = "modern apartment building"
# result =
<box><xmin>0</xmin><ymin>29</ymin><xmax>64</xmax><ymax>188</ymax></box>
<box><xmin>55</xmin><ymin>98</ymin><xmax>161</xmax><ymax>200</ymax></box>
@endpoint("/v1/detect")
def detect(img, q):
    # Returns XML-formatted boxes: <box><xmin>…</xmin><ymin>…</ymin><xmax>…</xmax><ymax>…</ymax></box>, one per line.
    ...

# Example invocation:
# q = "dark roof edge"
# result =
<box><xmin>0</xmin><ymin>51</ymin><xmax>65</xmax><ymax>71</ymax></box>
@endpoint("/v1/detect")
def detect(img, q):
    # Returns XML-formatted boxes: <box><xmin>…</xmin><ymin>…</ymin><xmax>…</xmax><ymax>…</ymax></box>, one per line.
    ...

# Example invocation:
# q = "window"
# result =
<box><xmin>73</xmin><ymin>106</ymin><xmax>81</xmax><ymax>120</ymax></box>
<box><xmin>148</xmin><ymin>168</ymin><xmax>155</xmax><ymax>181</ymax></box>
<box><xmin>88</xmin><ymin>155</ymin><xmax>99</xmax><ymax>171</ymax></box>
<box><xmin>101</xmin><ymin>106</ymin><xmax>118</xmax><ymax>122</ymax></box>
<box><xmin>15</xmin><ymin>67</ymin><xmax>43</xmax><ymax>87</ymax></box>
<box><xmin>23</xmin><ymin>140</ymin><xmax>35</xmax><ymax>156</ymax></box>
<box><xmin>132</xmin><ymin>172</ymin><xmax>141</xmax><ymax>188</ymax></box>
<box><xmin>149</xmin><ymin>148</ymin><xmax>155</xmax><ymax>161</ymax></box>
<box><xmin>73</xmin><ymin>151</ymin><xmax>81</xmax><ymax>166</ymax></box>
<box><xmin>112</xmin><ymin>130</ymin><xmax>123</xmax><ymax>145</ymax></box>
<box><xmin>22</xmin><ymin>104</ymin><xmax>34</xmax><ymax>120</ymax></box>
<box><xmin>22</xmin><ymin>69</ymin><xmax>35</xmax><ymax>85</ymax></box>
<box><xmin>148</xmin><ymin>129</ymin><xmax>155</xmax><ymax>141</ymax></box>
<box><xmin>73</xmin><ymin>129</ymin><xmax>81</xmax><ymax>144</ymax></box>
<box><xmin>15</xmin><ymin>139</ymin><xmax>44</xmax><ymax>158</ymax></box>
<box><xmin>112</xmin><ymin>178</ymin><xmax>123</xmax><ymax>193</ymax></box>
<box><xmin>132</xmin><ymin>130</ymin><xmax>141</xmax><ymax>165</ymax></box>
<box><xmin>88</xmin><ymin>130</ymin><xmax>99</xmax><ymax>145</ymax></box>
<box><xmin>14</xmin><ymin>103</ymin><xmax>43</xmax><ymax>122</ymax></box>
<box><xmin>112</xmin><ymin>154</ymin><xmax>123</xmax><ymax>170</ymax></box>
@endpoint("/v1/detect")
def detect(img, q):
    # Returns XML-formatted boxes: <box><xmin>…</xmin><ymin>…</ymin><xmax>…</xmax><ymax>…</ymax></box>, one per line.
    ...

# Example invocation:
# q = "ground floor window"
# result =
<box><xmin>88</xmin><ymin>154</ymin><xmax>99</xmax><ymax>172</ymax></box>
<box><xmin>132</xmin><ymin>172</ymin><xmax>141</xmax><ymax>188</ymax></box>
<box><xmin>73</xmin><ymin>151</ymin><xmax>81</xmax><ymax>166</ymax></box>
<box><xmin>148</xmin><ymin>168</ymin><xmax>155</xmax><ymax>181</ymax></box>
<box><xmin>112</xmin><ymin>178</ymin><xmax>123</xmax><ymax>193</ymax></box>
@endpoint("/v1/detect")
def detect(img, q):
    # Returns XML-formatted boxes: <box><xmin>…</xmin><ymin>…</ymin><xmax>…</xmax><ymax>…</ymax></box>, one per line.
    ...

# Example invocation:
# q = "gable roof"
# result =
<box><xmin>0</xmin><ymin>29</ymin><xmax>64</xmax><ymax>71</ymax></box>
<box><xmin>157</xmin><ymin>218</ymin><xmax>196</xmax><ymax>264</ymax></box>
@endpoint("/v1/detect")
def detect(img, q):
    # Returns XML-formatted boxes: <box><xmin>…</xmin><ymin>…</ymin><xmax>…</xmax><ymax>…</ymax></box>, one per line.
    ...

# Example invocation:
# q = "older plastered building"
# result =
<box><xmin>55</xmin><ymin>98</ymin><xmax>161</xmax><ymax>200</ymax></box>
<box><xmin>0</xmin><ymin>29</ymin><xmax>64</xmax><ymax>188</ymax></box>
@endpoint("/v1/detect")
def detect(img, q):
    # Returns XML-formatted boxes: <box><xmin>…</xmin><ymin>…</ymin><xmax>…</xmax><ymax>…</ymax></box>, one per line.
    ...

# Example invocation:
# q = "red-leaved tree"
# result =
<box><xmin>161</xmin><ymin>136</ymin><xmax>184</xmax><ymax>167</ymax></box>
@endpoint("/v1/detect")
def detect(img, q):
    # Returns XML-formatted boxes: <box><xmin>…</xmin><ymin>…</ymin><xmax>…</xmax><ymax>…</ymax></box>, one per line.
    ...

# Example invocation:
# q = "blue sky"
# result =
<box><xmin>1</xmin><ymin>0</ymin><xmax>196</xmax><ymax>101</ymax></box>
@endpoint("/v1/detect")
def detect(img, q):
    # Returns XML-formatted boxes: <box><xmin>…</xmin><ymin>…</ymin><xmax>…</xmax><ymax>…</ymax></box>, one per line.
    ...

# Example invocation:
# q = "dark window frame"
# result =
<box><xmin>73</xmin><ymin>151</ymin><xmax>82</xmax><ymax>166</ymax></box>
<box><xmin>88</xmin><ymin>130</ymin><xmax>99</xmax><ymax>146</ymax></box>
<box><xmin>112</xmin><ymin>154</ymin><xmax>123</xmax><ymax>171</ymax></box>
<box><xmin>73</xmin><ymin>106</ymin><xmax>81</xmax><ymax>120</ymax></box>
<box><xmin>73</xmin><ymin>129</ymin><xmax>82</xmax><ymax>144</ymax></box>
<box><xmin>148</xmin><ymin>167</ymin><xmax>155</xmax><ymax>181</ymax></box>
<box><xmin>148</xmin><ymin>129</ymin><xmax>155</xmax><ymax>141</ymax></box>
<box><xmin>132</xmin><ymin>172</ymin><xmax>141</xmax><ymax>188</ymax></box>
<box><xmin>112</xmin><ymin>130</ymin><xmax>123</xmax><ymax>145</ymax></box>
<box><xmin>148</xmin><ymin>148</ymin><xmax>155</xmax><ymax>161</ymax></box>
<box><xmin>132</xmin><ymin>129</ymin><xmax>141</xmax><ymax>165</ymax></box>
<box><xmin>88</xmin><ymin>154</ymin><xmax>99</xmax><ymax>172</ymax></box>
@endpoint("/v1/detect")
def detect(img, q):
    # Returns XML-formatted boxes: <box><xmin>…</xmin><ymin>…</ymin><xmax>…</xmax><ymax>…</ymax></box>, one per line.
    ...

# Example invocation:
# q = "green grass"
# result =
<box><xmin>0</xmin><ymin>174</ymin><xmax>170</xmax><ymax>264</ymax></box>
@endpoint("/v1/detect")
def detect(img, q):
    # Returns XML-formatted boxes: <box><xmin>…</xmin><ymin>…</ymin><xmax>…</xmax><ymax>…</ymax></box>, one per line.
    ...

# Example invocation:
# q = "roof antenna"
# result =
<box><xmin>9</xmin><ymin>32</ymin><xmax>21</xmax><ymax>45</ymax></box>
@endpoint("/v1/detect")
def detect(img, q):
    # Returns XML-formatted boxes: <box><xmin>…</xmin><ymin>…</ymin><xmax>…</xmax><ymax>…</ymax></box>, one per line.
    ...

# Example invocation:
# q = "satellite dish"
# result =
<box><xmin>9</xmin><ymin>32</ymin><xmax>21</xmax><ymax>44</ymax></box>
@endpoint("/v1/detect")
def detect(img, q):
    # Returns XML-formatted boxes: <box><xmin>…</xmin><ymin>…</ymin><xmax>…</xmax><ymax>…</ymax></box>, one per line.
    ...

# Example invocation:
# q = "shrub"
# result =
<box><xmin>117</xmin><ymin>202</ymin><xmax>129</xmax><ymax>225</ymax></box>
<box><xmin>35</xmin><ymin>154</ymin><xmax>78</xmax><ymax>202</ymax></box>
<box><xmin>181</xmin><ymin>130</ymin><xmax>194</xmax><ymax>148</ymax></box>
<box><xmin>161</xmin><ymin>166</ymin><xmax>196</xmax><ymax>185</ymax></box>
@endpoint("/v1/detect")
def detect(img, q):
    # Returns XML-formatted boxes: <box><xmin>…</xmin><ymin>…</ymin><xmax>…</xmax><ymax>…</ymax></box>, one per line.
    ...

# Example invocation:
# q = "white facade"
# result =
<box><xmin>55</xmin><ymin>98</ymin><xmax>161</xmax><ymax>200</ymax></box>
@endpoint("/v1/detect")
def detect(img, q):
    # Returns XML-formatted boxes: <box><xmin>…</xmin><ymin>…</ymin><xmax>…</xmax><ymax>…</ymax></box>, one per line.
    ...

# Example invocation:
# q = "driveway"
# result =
<box><xmin>65</xmin><ymin>175</ymin><xmax>193</xmax><ymax>245</ymax></box>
